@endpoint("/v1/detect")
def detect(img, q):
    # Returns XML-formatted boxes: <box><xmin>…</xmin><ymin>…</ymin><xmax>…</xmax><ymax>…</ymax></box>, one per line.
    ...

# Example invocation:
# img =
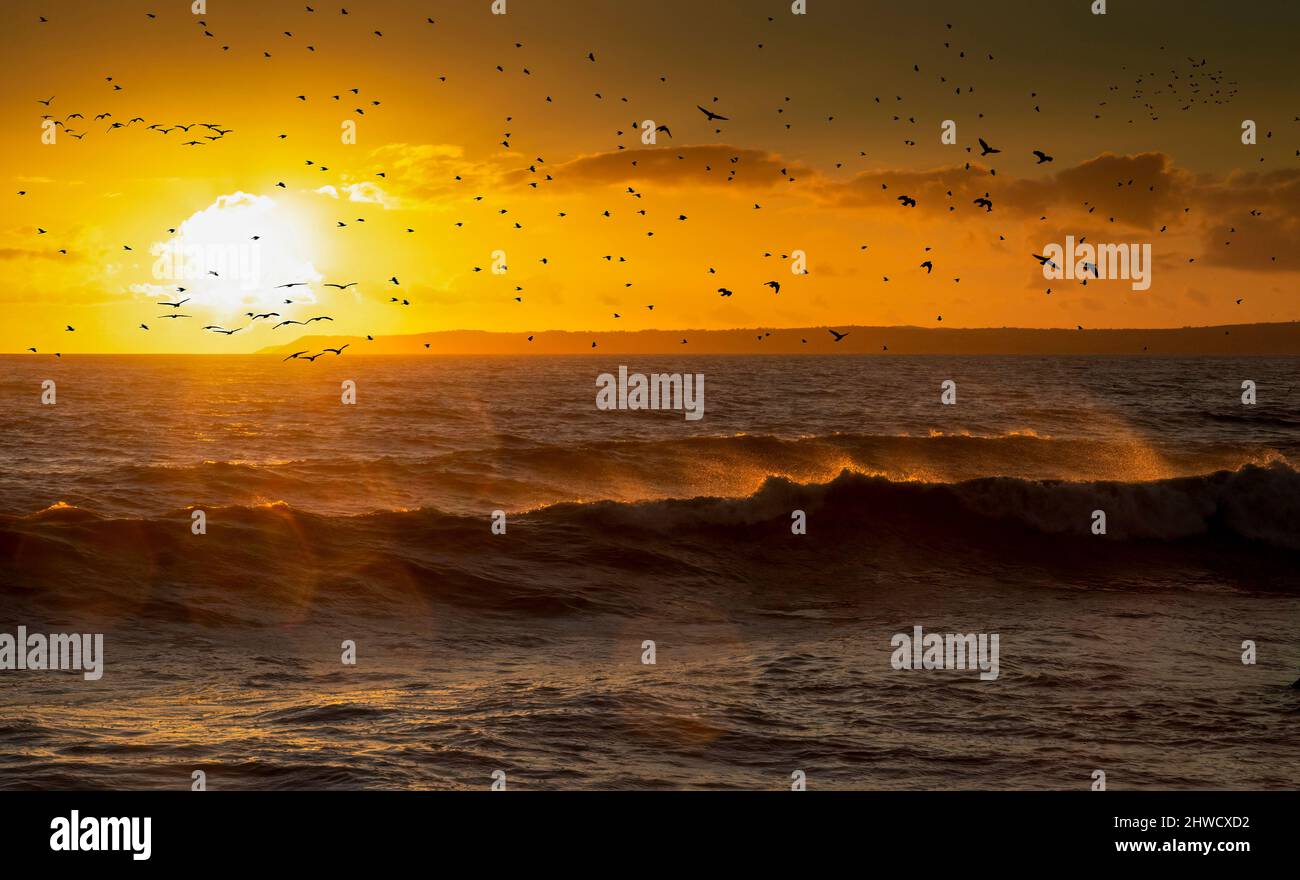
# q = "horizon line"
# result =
<box><xmin>6</xmin><ymin>320</ymin><xmax>1298</xmax><ymax>357</ymax></box>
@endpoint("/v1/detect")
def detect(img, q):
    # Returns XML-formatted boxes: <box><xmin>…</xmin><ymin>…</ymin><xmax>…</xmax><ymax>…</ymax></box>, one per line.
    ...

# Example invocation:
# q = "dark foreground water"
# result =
<box><xmin>0</xmin><ymin>355</ymin><xmax>1297</xmax><ymax>789</ymax></box>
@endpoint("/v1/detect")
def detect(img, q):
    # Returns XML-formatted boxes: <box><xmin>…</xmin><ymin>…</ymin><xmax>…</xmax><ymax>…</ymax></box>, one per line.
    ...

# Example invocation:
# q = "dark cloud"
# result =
<box><xmin>502</xmin><ymin>142</ymin><xmax>1299</xmax><ymax>274</ymax></box>
<box><xmin>1192</xmin><ymin>168</ymin><xmax>1300</xmax><ymax>271</ymax></box>
<box><xmin>530</xmin><ymin>145</ymin><xmax>815</xmax><ymax>191</ymax></box>
<box><xmin>0</xmin><ymin>247</ymin><xmax>66</xmax><ymax>261</ymax></box>
<box><xmin>813</xmin><ymin>152</ymin><xmax>1193</xmax><ymax>229</ymax></box>
<box><xmin>1046</xmin><ymin>152</ymin><xmax>1193</xmax><ymax>228</ymax></box>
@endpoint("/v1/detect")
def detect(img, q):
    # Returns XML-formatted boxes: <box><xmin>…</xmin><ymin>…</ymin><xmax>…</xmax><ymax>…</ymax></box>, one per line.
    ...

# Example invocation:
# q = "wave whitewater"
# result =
<box><xmin>542</xmin><ymin>459</ymin><xmax>1300</xmax><ymax>549</ymax></box>
<box><xmin>9</xmin><ymin>460</ymin><xmax>1300</xmax><ymax>548</ymax></box>
<box><xmin>7</xmin><ymin>431</ymin><xmax>1290</xmax><ymax>520</ymax></box>
<box><xmin>1</xmin><ymin>461</ymin><xmax>1296</xmax><ymax>625</ymax></box>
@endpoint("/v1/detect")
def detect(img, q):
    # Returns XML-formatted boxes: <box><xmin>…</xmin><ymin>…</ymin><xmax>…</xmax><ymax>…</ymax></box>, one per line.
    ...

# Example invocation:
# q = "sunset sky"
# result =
<box><xmin>2</xmin><ymin>0</ymin><xmax>1297</xmax><ymax>353</ymax></box>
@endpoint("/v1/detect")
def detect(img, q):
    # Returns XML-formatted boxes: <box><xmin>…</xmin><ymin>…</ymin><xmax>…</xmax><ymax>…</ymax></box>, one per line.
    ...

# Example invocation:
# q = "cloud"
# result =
<box><xmin>357</xmin><ymin>142</ymin><xmax>1295</xmax><ymax>279</ymax></box>
<box><xmin>362</xmin><ymin>143</ymin><xmax>503</xmax><ymax>208</ymax></box>
<box><xmin>812</xmin><ymin>163</ymin><xmax>997</xmax><ymax>210</ymax></box>
<box><xmin>313</xmin><ymin>180</ymin><xmax>398</xmax><ymax>208</ymax></box>
<box><xmin>1192</xmin><ymin>168</ymin><xmax>1300</xmax><ymax>271</ymax></box>
<box><xmin>1040</xmin><ymin>152</ymin><xmax>1193</xmax><ymax>228</ymax></box>
<box><xmin>530</xmin><ymin>145</ymin><xmax>816</xmax><ymax>191</ymax></box>
<box><xmin>15</xmin><ymin>175</ymin><xmax>84</xmax><ymax>186</ymax></box>
<box><xmin>804</xmin><ymin>151</ymin><xmax>1296</xmax><ymax>273</ymax></box>
<box><xmin>813</xmin><ymin>152</ymin><xmax>1193</xmax><ymax>228</ymax></box>
<box><xmin>0</xmin><ymin>247</ymin><xmax>65</xmax><ymax>261</ymax></box>
<box><xmin>342</xmin><ymin>182</ymin><xmax>395</xmax><ymax>207</ymax></box>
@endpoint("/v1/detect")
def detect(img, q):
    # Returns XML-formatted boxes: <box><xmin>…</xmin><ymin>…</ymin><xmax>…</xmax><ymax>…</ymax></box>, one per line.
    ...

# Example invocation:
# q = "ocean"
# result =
<box><xmin>1</xmin><ymin>354</ymin><xmax>1297</xmax><ymax>789</ymax></box>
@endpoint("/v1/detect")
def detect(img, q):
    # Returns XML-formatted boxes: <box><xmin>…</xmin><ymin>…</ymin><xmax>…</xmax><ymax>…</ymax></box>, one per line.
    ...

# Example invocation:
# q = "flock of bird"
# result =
<box><xmin>18</xmin><ymin>7</ymin><xmax>1296</xmax><ymax>358</ymax></box>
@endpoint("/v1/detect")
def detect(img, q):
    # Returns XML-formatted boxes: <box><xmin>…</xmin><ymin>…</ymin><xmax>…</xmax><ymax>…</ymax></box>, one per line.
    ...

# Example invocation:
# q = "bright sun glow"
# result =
<box><xmin>134</xmin><ymin>193</ymin><xmax>321</xmax><ymax>321</ymax></box>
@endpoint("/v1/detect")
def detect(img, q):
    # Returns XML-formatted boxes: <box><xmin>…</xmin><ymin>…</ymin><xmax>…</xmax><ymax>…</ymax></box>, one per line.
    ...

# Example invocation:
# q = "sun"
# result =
<box><xmin>141</xmin><ymin>192</ymin><xmax>322</xmax><ymax>320</ymax></box>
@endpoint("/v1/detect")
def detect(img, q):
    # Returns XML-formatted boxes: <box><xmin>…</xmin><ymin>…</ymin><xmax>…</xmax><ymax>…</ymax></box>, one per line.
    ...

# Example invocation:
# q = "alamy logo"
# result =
<box><xmin>0</xmin><ymin>627</ymin><xmax>104</xmax><ymax>680</ymax></box>
<box><xmin>151</xmin><ymin>241</ymin><xmax>262</xmax><ymax>290</ymax></box>
<box><xmin>596</xmin><ymin>366</ymin><xmax>704</xmax><ymax>421</ymax></box>
<box><xmin>1040</xmin><ymin>235</ymin><xmax>1151</xmax><ymax>291</ymax></box>
<box><xmin>890</xmin><ymin>626</ymin><xmax>1000</xmax><ymax>681</ymax></box>
<box><xmin>50</xmin><ymin>811</ymin><xmax>151</xmax><ymax>861</ymax></box>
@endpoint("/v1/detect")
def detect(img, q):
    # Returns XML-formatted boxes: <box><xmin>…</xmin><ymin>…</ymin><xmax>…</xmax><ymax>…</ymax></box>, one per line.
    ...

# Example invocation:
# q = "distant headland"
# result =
<box><xmin>256</xmin><ymin>322</ymin><xmax>1300</xmax><ymax>356</ymax></box>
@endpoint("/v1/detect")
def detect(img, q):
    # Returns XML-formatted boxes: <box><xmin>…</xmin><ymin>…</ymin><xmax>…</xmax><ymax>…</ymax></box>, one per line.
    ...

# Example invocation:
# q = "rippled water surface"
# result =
<box><xmin>1</xmin><ymin>355</ymin><xmax>1297</xmax><ymax>789</ymax></box>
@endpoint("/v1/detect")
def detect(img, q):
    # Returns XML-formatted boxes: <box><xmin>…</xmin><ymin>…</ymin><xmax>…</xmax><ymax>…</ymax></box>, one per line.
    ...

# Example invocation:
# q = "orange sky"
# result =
<box><xmin>2</xmin><ymin>0</ymin><xmax>1297</xmax><ymax>353</ymax></box>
